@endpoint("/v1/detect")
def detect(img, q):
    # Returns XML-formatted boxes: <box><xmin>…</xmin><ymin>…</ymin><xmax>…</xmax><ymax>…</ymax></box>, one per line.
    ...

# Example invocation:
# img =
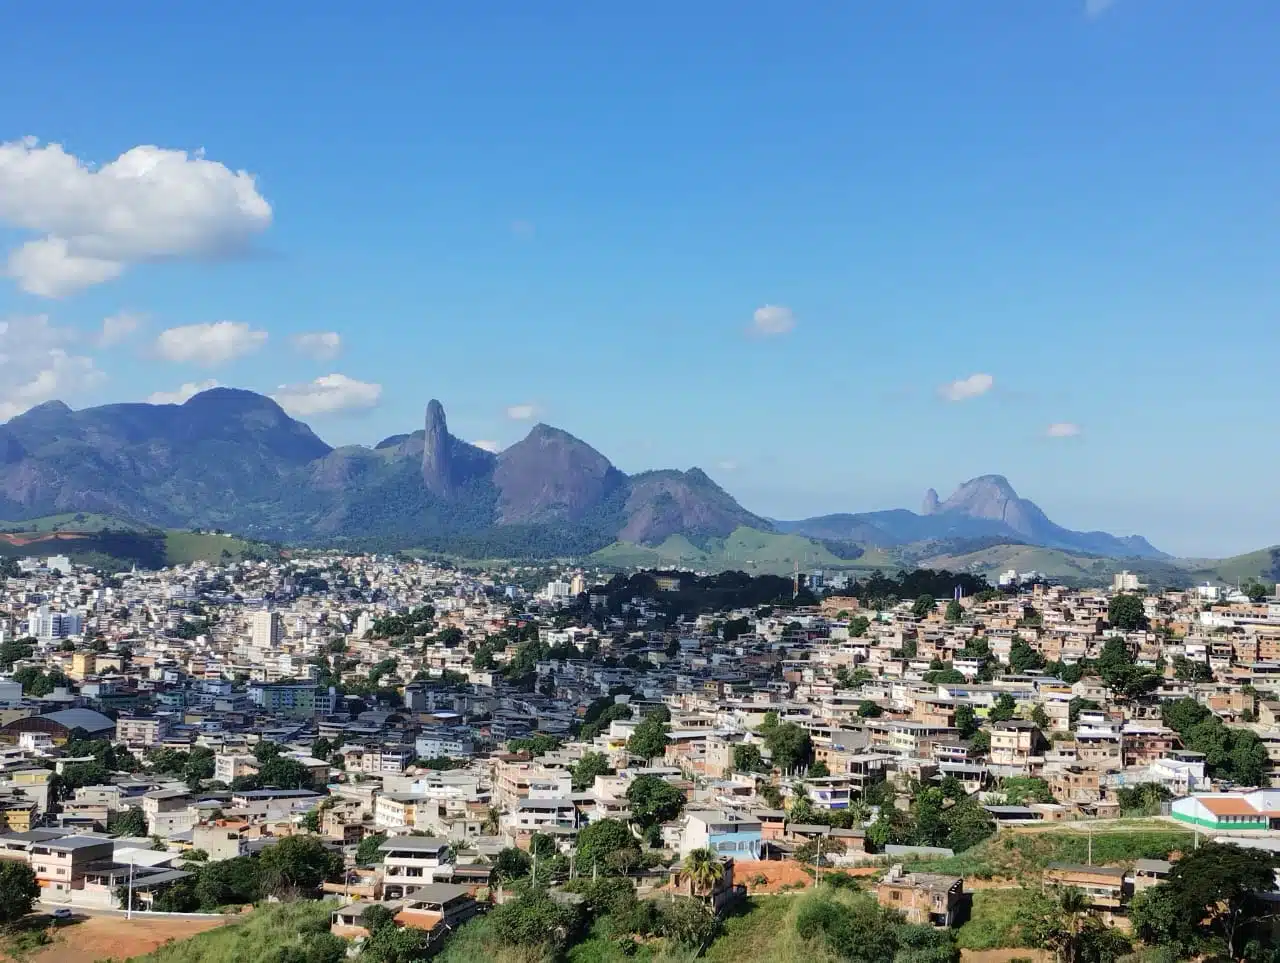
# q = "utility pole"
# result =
<box><xmin>1087</xmin><ymin>823</ymin><xmax>1092</xmax><ymax>866</ymax></box>
<box><xmin>126</xmin><ymin>854</ymin><xmax>135</xmax><ymax>920</ymax></box>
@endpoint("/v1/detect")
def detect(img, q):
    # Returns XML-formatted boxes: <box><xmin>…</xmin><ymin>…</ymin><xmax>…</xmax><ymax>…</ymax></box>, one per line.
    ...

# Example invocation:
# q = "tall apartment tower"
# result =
<box><xmin>251</xmin><ymin>610</ymin><xmax>283</xmax><ymax>648</ymax></box>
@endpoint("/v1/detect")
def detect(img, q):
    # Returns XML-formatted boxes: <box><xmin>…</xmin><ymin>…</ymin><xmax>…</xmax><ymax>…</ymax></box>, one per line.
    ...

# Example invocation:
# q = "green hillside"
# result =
<box><xmin>0</xmin><ymin>514</ymin><xmax>275</xmax><ymax>571</ymax></box>
<box><xmin>1175</xmin><ymin>545</ymin><xmax>1280</xmax><ymax>586</ymax></box>
<box><xmin>164</xmin><ymin>530</ymin><xmax>274</xmax><ymax>565</ymax></box>
<box><xmin>590</xmin><ymin>525</ymin><xmax>881</xmax><ymax>575</ymax></box>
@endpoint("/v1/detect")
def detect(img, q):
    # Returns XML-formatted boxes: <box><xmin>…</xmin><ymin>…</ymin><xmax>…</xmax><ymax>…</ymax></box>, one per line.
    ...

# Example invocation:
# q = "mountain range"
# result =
<box><xmin>0</xmin><ymin>389</ymin><xmax>1165</xmax><ymax>559</ymax></box>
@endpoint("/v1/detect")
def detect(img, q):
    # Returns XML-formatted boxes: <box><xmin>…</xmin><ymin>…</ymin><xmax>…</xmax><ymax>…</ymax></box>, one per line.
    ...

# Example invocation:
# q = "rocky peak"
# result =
<box><xmin>922</xmin><ymin>488</ymin><xmax>940</xmax><ymax>515</ymax></box>
<box><xmin>421</xmin><ymin>399</ymin><xmax>453</xmax><ymax>495</ymax></box>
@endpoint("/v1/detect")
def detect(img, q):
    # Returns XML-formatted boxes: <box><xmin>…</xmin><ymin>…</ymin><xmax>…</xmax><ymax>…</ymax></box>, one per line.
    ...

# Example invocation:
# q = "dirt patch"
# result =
<box><xmin>0</xmin><ymin>532</ymin><xmax>89</xmax><ymax>547</ymax></box>
<box><xmin>961</xmin><ymin>950</ymin><xmax>1050</xmax><ymax>963</ymax></box>
<box><xmin>730</xmin><ymin>859</ymin><xmax>878</xmax><ymax>894</ymax></box>
<box><xmin>24</xmin><ymin>914</ymin><xmax>227</xmax><ymax>963</ymax></box>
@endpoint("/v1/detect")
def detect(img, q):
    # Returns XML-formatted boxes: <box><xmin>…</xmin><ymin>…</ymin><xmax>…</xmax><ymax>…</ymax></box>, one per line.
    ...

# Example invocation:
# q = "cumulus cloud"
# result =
<box><xmin>99</xmin><ymin>311</ymin><xmax>142</xmax><ymax>347</ymax></box>
<box><xmin>0</xmin><ymin>137</ymin><xmax>271</xmax><ymax>297</ymax></box>
<box><xmin>939</xmin><ymin>373</ymin><xmax>994</xmax><ymax>402</ymax></box>
<box><xmin>155</xmin><ymin>321</ymin><xmax>267</xmax><ymax>365</ymax></box>
<box><xmin>506</xmin><ymin>403</ymin><xmax>538</xmax><ymax>421</ymax></box>
<box><xmin>147</xmin><ymin>379</ymin><xmax>221</xmax><ymax>405</ymax></box>
<box><xmin>271</xmin><ymin>373</ymin><xmax>382</xmax><ymax>417</ymax></box>
<box><xmin>472</xmin><ymin>439</ymin><xmax>501</xmax><ymax>453</ymax></box>
<box><xmin>290</xmin><ymin>331</ymin><xmax>341</xmax><ymax>361</ymax></box>
<box><xmin>751</xmin><ymin>304</ymin><xmax>796</xmax><ymax>336</ymax></box>
<box><xmin>0</xmin><ymin>314</ymin><xmax>103</xmax><ymax>420</ymax></box>
<box><xmin>1046</xmin><ymin>422</ymin><xmax>1082</xmax><ymax>438</ymax></box>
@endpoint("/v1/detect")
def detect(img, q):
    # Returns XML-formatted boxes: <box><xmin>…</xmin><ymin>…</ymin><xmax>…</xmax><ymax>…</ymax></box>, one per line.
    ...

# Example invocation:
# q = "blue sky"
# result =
<box><xmin>0</xmin><ymin>1</ymin><xmax>1276</xmax><ymax>557</ymax></box>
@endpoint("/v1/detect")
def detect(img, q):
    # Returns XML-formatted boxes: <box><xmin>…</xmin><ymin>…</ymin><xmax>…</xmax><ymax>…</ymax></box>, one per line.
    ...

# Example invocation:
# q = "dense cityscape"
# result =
<box><xmin>0</xmin><ymin>549</ymin><xmax>1272</xmax><ymax>961</ymax></box>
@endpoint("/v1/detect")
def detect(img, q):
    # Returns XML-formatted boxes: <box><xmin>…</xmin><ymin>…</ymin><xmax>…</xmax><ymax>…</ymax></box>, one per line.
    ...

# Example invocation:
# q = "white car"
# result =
<box><xmin>51</xmin><ymin>908</ymin><xmax>73</xmax><ymax>920</ymax></box>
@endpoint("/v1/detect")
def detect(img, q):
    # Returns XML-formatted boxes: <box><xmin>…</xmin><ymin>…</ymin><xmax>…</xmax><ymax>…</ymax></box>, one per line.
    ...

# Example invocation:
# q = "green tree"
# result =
<box><xmin>627</xmin><ymin>717</ymin><xmax>670</xmax><ymax>763</ymax></box>
<box><xmin>656</xmin><ymin>895</ymin><xmax>720</xmax><ymax>948</ymax></box>
<box><xmin>258</xmin><ymin>836</ymin><xmax>343</xmax><ymax>896</ymax></box>
<box><xmin>1000</xmin><ymin>776</ymin><xmax>1055</xmax><ymax>804</ymax></box>
<box><xmin>107</xmin><ymin>806</ymin><xmax>147</xmax><ymax>837</ymax></box>
<box><xmin>1139</xmin><ymin>842</ymin><xmax>1280</xmax><ymax>959</ymax></box>
<box><xmin>489</xmin><ymin>888</ymin><xmax>584</xmax><ymax>955</ymax></box>
<box><xmin>0</xmin><ymin>861</ymin><xmax>39</xmax><ymax>927</ymax></box>
<box><xmin>626</xmin><ymin>774</ymin><xmax>685</xmax><ymax>828</ymax></box>
<box><xmin>1009</xmin><ymin>637</ymin><xmax>1045</xmax><ymax>673</ymax></box>
<box><xmin>1069</xmin><ymin>697</ymin><xmax>1100</xmax><ymax>728</ymax></box>
<box><xmin>260</xmin><ymin>756</ymin><xmax>312</xmax><ymax>789</ymax></box>
<box><xmin>858</xmin><ymin>700</ymin><xmax>883</xmax><ymax>718</ymax></box>
<box><xmin>732</xmin><ymin>742</ymin><xmax>764</xmax><ymax>773</ymax></box>
<box><xmin>491</xmin><ymin>847</ymin><xmax>532</xmax><ymax>883</ymax></box>
<box><xmin>912</xmin><ymin>594</ymin><xmax>936</xmax><ymax>619</ymax></box>
<box><xmin>1245</xmin><ymin>581</ymin><xmax>1269</xmax><ymax>604</ymax></box>
<box><xmin>680</xmin><ymin>847</ymin><xmax>724</xmax><ymax>895</ymax></box>
<box><xmin>356</xmin><ymin>832</ymin><xmax>387</xmax><ymax>865</ymax></box>
<box><xmin>1161</xmin><ymin>696</ymin><xmax>1211</xmax><ymax>734</ymax></box>
<box><xmin>809</xmin><ymin>760</ymin><xmax>830</xmax><ymax>777</ymax></box>
<box><xmin>1107</xmin><ymin>593</ymin><xmax>1148</xmax><ymax>632</ymax></box>
<box><xmin>576</xmin><ymin>818</ymin><xmax>639</xmax><ymax>875</ymax></box>
<box><xmin>954</xmin><ymin>704</ymin><xmax>978</xmax><ymax>737</ymax></box>
<box><xmin>942</xmin><ymin>798</ymin><xmax>995</xmax><ymax>852</ymax></box>
<box><xmin>1030</xmin><ymin>704</ymin><xmax>1050</xmax><ymax>729</ymax></box>
<box><xmin>764</xmin><ymin>721</ymin><xmax>812</xmax><ymax>773</ymax></box>
<box><xmin>988</xmin><ymin>693</ymin><xmax>1017</xmax><ymax>722</ymax></box>
<box><xmin>944</xmin><ymin>599</ymin><xmax>964</xmax><ymax>623</ymax></box>
<box><xmin>570</xmin><ymin>751</ymin><xmax>612</xmax><ymax>792</ymax></box>
<box><xmin>849</xmin><ymin>615</ymin><xmax>871</xmax><ymax>637</ymax></box>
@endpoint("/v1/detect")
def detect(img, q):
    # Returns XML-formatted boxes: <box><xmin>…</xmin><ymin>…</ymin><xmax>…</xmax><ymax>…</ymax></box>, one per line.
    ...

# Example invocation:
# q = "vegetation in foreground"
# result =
<box><xmin>123</xmin><ymin>901</ymin><xmax>340</xmax><ymax>963</ymax></box>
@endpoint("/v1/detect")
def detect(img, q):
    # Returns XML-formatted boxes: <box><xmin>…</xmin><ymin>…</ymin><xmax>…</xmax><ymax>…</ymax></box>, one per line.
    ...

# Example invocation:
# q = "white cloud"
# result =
<box><xmin>155</xmin><ymin>321</ymin><xmax>267</xmax><ymax>365</ymax></box>
<box><xmin>99</xmin><ymin>311</ymin><xmax>142</xmax><ymax>347</ymax></box>
<box><xmin>506</xmin><ymin>403</ymin><xmax>538</xmax><ymax>421</ymax></box>
<box><xmin>1046</xmin><ymin>422</ymin><xmax>1082</xmax><ymax>438</ymax></box>
<box><xmin>0</xmin><ymin>137</ymin><xmax>271</xmax><ymax>297</ymax></box>
<box><xmin>472</xmin><ymin>439</ymin><xmax>501</xmax><ymax>453</ymax></box>
<box><xmin>0</xmin><ymin>314</ymin><xmax>103</xmax><ymax>420</ymax></box>
<box><xmin>271</xmin><ymin>373</ymin><xmax>382</xmax><ymax>417</ymax></box>
<box><xmin>939</xmin><ymin>373</ymin><xmax>994</xmax><ymax>402</ymax></box>
<box><xmin>8</xmin><ymin>238</ymin><xmax>123</xmax><ymax>297</ymax></box>
<box><xmin>1085</xmin><ymin>0</ymin><xmax>1117</xmax><ymax>18</ymax></box>
<box><xmin>717</xmin><ymin>460</ymin><xmax>739</xmax><ymax>473</ymax></box>
<box><xmin>751</xmin><ymin>304</ymin><xmax>795</xmax><ymax>336</ymax></box>
<box><xmin>290</xmin><ymin>331</ymin><xmax>341</xmax><ymax>361</ymax></box>
<box><xmin>147</xmin><ymin>379</ymin><xmax>221</xmax><ymax>405</ymax></box>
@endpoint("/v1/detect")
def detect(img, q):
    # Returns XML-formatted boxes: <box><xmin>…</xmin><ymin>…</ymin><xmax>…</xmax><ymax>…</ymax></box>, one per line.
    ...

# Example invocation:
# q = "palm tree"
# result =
<box><xmin>1056</xmin><ymin>887</ymin><xmax>1089</xmax><ymax>963</ymax></box>
<box><xmin>482</xmin><ymin>806</ymin><xmax>502</xmax><ymax>836</ymax></box>
<box><xmin>681</xmin><ymin>848</ymin><xmax>724</xmax><ymax>896</ymax></box>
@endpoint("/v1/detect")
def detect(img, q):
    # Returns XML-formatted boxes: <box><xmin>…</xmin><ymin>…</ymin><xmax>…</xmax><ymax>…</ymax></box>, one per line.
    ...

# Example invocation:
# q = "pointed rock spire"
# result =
<box><xmin>922</xmin><ymin>488</ymin><xmax>940</xmax><ymax>515</ymax></box>
<box><xmin>421</xmin><ymin>399</ymin><xmax>454</xmax><ymax>495</ymax></box>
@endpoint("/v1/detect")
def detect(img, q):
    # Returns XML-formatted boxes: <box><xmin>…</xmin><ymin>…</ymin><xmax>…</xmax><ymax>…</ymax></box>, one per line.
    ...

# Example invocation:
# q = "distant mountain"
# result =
<box><xmin>0</xmin><ymin>392</ymin><xmax>764</xmax><ymax>555</ymax></box>
<box><xmin>778</xmin><ymin>474</ymin><xmax>1167</xmax><ymax>559</ymax></box>
<box><xmin>0</xmin><ymin>392</ymin><xmax>1166</xmax><ymax>561</ymax></box>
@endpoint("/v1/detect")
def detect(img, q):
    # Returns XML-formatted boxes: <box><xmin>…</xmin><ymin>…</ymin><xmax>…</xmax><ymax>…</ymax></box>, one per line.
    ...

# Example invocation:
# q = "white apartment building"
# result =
<box><xmin>251</xmin><ymin>610</ymin><xmax>283</xmax><ymax>648</ymax></box>
<box><xmin>378</xmin><ymin>836</ymin><xmax>454</xmax><ymax>900</ymax></box>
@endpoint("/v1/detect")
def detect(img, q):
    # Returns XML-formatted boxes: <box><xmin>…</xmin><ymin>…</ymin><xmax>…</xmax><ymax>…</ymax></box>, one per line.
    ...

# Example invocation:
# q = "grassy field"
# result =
<box><xmin>0</xmin><ymin>513</ymin><xmax>148</xmax><ymax>533</ymax></box>
<box><xmin>900</xmin><ymin>826</ymin><xmax>1196</xmax><ymax>880</ymax></box>
<box><xmin>0</xmin><ymin>512</ymin><xmax>275</xmax><ymax>571</ymax></box>
<box><xmin>163</xmin><ymin>530</ymin><xmax>273</xmax><ymax>565</ymax></box>
<box><xmin>126</xmin><ymin>902</ymin><xmax>332</xmax><ymax>963</ymax></box>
